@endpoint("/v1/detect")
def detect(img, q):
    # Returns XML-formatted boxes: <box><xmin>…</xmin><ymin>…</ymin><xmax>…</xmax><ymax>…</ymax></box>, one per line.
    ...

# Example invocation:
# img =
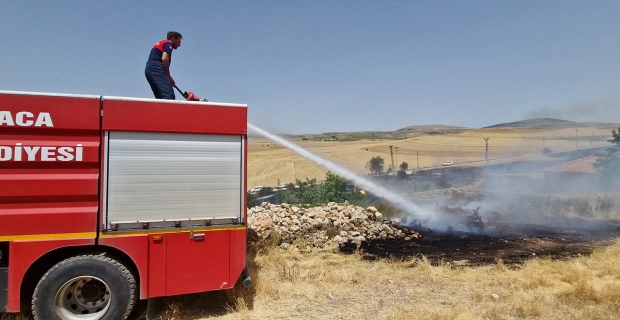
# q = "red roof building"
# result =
<box><xmin>544</xmin><ymin>155</ymin><xmax>599</xmax><ymax>174</ymax></box>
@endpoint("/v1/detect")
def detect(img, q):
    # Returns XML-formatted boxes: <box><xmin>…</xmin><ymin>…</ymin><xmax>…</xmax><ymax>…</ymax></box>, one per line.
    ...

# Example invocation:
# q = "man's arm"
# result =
<box><xmin>162</xmin><ymin>52</ymin><xmax>175</xmax><ymax>86</ymax></box>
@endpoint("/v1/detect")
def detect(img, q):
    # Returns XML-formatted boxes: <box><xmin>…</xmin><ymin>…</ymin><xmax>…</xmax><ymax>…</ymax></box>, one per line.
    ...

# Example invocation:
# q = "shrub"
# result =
<box><xmin>246</xmin><ymin>192</ymin><xmax>260</xmax><ymax>208</ymax></box>
<box><xmin>570</xmin><ymin>197</ymin><xmax>592</xmax><ymax>217</ymax></box>
<box><xmin>595</xmin><ymin>195</ymin><xmax>614</xmax><ymax>214</ymax></box>
<box><xmin>257</xmin><ymin>187</ymin><xmax>273</xmax><ymax>197</ymax></box>
<box><xmin>294</xmin><ymin>172</ymin><xmax>361</xmax><ymax>206</ymax></box>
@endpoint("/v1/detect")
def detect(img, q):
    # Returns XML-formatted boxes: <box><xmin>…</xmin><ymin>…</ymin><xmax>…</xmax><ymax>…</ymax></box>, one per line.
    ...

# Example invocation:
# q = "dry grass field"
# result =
<box><xmin>248</xmin><ymin>126</ymin><xmax>613</xmax><ymax>189</ymax></box>
<box><xmin>6</xmin><ymin>236</ymin><xmax>619</xmax><ymax>320</ymax></box>
<box><xmin>151</xmin><ymin>235</ymin><xmax>620</xmax><ymax>320</ymax></box>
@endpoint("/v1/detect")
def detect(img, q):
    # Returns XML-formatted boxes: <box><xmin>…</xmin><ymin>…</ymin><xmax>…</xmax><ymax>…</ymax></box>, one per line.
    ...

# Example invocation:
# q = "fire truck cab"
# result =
<box><xmin>0</xmin><ymin>91</ymin><xmax>249</xmax><ymax>319</ymax></box>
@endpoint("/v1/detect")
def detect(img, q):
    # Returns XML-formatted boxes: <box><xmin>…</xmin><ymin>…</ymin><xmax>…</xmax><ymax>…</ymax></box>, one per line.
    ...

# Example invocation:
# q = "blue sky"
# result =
<box><xmin>2</xmin><ymin>1</ymin><xmax>619</xmax><ymax>134</ymax></box>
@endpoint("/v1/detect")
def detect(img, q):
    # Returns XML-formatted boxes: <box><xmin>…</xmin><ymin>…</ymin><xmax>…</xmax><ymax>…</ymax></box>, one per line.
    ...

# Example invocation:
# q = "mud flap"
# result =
<box><xmin>0</xmin><ymin>268</ymin><xmax>7</xmax><ymax>311</ymax></box>
<box><xmin>146</xmin><ymin>297</ymin><xmax>163</xmax><ymax>320</ymax></box>
<box><xmin>241</xmin><ymin>264</ymin><xmax>252</xmax><ymax>288</ymax></box>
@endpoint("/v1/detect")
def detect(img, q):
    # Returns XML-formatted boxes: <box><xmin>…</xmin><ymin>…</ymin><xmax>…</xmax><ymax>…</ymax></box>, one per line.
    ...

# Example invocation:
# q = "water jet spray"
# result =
<box><xmin>248</xmin><ymin>123</ymin><xmax>430</xmax><ymax>220</ymax></box>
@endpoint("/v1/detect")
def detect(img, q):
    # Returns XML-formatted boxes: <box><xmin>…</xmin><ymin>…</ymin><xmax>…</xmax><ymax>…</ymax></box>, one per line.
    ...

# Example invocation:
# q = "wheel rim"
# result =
<box><xmin>54</xmin><ymin>276</ymin><xmax>112</xmax><ymax>320</ymax></box>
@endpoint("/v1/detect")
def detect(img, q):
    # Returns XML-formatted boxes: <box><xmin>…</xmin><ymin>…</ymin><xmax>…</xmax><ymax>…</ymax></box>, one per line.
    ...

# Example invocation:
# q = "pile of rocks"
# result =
<box><xmin>247</xmin><ymin>202</ymin><xmax>420</xmax><ymax>250</ymax></box>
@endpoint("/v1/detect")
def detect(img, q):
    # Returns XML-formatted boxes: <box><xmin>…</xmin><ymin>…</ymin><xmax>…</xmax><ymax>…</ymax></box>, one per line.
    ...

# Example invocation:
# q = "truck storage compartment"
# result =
<box><xmin>104</xmin><ymin>131</ymin><xmax>244</xmax><ymax>230</ymax></box>
<box><xmin>0</xmin><ymin>91</ymin><xmax>101</xmax><ymax>238</ymax></box>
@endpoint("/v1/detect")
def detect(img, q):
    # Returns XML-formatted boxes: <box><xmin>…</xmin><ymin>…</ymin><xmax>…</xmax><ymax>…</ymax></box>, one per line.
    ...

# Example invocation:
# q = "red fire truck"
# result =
<box><xmin>0</xmin><ymin>90</ymin><xmax>250</xmax><ymax>319</ymax></box>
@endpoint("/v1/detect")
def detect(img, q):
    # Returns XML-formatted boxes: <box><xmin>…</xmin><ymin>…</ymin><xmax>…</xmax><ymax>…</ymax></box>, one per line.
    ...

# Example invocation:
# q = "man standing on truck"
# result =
<box><xmin>145</xmin><ymin>31</ymin><xmax>182</xmax><ymax>99</ymax></box>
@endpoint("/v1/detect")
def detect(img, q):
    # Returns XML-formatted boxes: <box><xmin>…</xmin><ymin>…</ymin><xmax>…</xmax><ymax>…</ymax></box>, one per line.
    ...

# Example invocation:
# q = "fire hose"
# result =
<box><xmin>173</xmin><ymin>85</ymin><xmax>208</xmax><ymax>102</ymax></box>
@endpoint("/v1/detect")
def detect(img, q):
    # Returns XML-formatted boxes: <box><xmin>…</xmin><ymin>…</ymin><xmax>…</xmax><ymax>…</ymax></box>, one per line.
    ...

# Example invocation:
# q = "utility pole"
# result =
<box><xmin>417</xmin><ymin>151</ymin><xmax>419</xmax><ymax>169</ymax></box>
<box><xmin>575</xmin><ymin>129</ymin><xmax>579</xmax><ymax>150</ymax></box>
<box><xmin>484</xmin><ymin>138</ymin><xmax>490</xmax><ymax>166</ymax></box>
<box><xmin>395</xmin><ymin>146</ymin><xmax>398</xmax><ymax>171</ymax></box>
<box><xmin>388</xmin><ymin>145</ymin><xmax>396</xmax><ymax>174</ymax></box>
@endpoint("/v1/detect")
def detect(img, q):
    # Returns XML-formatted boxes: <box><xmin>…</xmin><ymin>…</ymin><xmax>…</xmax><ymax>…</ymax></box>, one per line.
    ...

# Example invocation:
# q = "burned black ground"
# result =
<box><xmin>342</xmin><ymin>219</ymin><xmax>620</xmax><ymax>266</ymax></box>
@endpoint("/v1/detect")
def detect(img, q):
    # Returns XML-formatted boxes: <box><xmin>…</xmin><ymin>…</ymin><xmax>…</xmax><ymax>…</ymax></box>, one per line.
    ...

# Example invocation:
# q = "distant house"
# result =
<box><xmin>543</xmin><ymin>155</ymin><xmax>599</xmax><ymax>180</ymax></box>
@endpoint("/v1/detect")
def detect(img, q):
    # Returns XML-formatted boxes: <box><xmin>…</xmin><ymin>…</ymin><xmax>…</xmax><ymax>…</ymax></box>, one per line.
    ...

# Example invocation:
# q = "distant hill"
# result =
<box><xmin>484</xmin><ymin>118</ymin><xmax>619</xmax><ymax>129</ymax></box>
<box><xmin>263</xmin><ymin>119</ymin><xmax>618</xmax><ymax>141</ymax></box>
<box><xmin>484</xmin><ymin>118</ymin><xmax>575</xmax><ymax>129</ymax></box>
<box><xmin>396</xmin><ymin>124</ymin><xmax>468</xmax><ymax>132</ymax></box>
<box><xmin>285</xmin><ymin>124</ymin><xmax>467</xmax><ymax>141</ymax></box>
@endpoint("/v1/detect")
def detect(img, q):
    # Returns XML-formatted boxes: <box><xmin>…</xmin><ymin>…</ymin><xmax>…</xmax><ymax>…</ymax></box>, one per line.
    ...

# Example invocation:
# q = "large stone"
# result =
<box><xmin>374</xmin><ymin>212</ymin><xmax>383</xmax><ymax>221</ymax></box>
<box><xmin>251</xmin><ymin>217</ymin><xmax>273</xmax><ymax>232</ymax></box>
<box><xmin>352</xmin><ymin>236</ymin><xmax>366</xmax><ymax>249</ymax></box>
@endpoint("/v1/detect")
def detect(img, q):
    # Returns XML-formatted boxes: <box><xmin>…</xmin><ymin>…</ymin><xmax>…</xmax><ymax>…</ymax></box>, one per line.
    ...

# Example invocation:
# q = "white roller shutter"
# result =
<box><xmin>104</xmin><ymin>131</ymin><xmax>243</xmax><ymax>228</ymax></box>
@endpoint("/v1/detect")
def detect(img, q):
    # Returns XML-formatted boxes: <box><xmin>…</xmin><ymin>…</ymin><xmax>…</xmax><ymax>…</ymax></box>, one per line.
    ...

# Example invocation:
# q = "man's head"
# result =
<box><xmin>167</xmin><ymin>31</ymin><xmax>183</xmax><ymax>49</ymax></box>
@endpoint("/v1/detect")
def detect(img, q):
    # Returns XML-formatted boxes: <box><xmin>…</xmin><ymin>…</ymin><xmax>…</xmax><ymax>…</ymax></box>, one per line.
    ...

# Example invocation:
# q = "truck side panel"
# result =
<box><xmin>99</xmin><ymin>97</ymin><xmax>248</xmax><ymax>299</ymax></box>
<box><xmin>165</xmin><ymin>230</ymin><xmax>230</xmax><ymax>296</ymax></box>
<box><xmin>0</xmin><ymin>93</ymin><xmax>100</xmax><ymax>311</ymax></box>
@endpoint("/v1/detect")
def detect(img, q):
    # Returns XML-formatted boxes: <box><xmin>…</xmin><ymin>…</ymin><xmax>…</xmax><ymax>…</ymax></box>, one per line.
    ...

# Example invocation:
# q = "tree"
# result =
<box><xmin>365</xmin><ymin>156</ymin><xmax>384</xmax><ymax>175</ymax></box>
<box><xmin>612</xmin><ymin>127</ymin><xmax>620</xmax><ymax>145</ymax></box>
<box><xmin>399</xmin><ymin>162</ymin><xmax>409</xmax><ymax>171</ymax></box>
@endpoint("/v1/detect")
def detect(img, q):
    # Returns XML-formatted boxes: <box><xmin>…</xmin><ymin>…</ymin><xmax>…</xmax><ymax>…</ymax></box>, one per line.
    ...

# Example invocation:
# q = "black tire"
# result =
<box><xmin>32</xmin><ymin>253</ymin><xmax>137</xmax><ymax>320</ymax></box>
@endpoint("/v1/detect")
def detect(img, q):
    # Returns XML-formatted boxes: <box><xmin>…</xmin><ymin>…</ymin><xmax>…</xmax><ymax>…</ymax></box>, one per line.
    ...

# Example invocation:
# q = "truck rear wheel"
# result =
<box><xmin>32</xmin><ymin>254</ymin><xmax>137</xmax><ymax>320</ymax></box>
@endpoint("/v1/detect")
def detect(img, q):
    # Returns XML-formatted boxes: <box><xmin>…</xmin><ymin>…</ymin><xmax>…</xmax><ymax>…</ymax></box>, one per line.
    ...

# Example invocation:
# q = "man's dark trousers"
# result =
<box><xmin>145</xmin><ymin>60</ymin><xmax>175</xmax><ymax>100</ymax></box>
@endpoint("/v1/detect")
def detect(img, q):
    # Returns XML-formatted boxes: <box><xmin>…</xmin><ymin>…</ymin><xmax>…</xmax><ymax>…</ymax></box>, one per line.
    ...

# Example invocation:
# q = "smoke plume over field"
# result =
<box><xmin>525</xmin><ymin>98</ymin><xmax>620</xmax><ymax>124</ymax></box>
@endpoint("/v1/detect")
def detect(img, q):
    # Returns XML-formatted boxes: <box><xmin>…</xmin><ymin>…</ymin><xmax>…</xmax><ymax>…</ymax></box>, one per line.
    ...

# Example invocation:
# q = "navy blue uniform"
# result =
<box><xmin>145</xmin><ymin>39</ymin><xmax>175</xmax><ymax>99</ymax></box>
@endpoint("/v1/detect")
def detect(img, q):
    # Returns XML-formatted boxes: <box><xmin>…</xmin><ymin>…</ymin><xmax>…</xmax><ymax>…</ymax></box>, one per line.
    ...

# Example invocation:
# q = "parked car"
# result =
<box><xmin>442</xmin><ymin>161</ymin><xmax>453</xmax><ymax>166</ymax></box>
<box><xmin>250</xmin><ymin>186</ymin><xmax>263</xmax><ymax>194</ymax></box>
<box><xmin>276</xmin><ymin>183</ymin><xmax>288</xmax><ymax>190</ymax></box>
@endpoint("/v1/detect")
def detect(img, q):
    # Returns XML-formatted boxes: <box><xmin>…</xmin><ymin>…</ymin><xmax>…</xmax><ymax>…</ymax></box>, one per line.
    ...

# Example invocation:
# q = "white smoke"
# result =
<box><xmin>525</xmin><ymin>98</ymin><xmax>620</xmax><ymax>123</ymax></box>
